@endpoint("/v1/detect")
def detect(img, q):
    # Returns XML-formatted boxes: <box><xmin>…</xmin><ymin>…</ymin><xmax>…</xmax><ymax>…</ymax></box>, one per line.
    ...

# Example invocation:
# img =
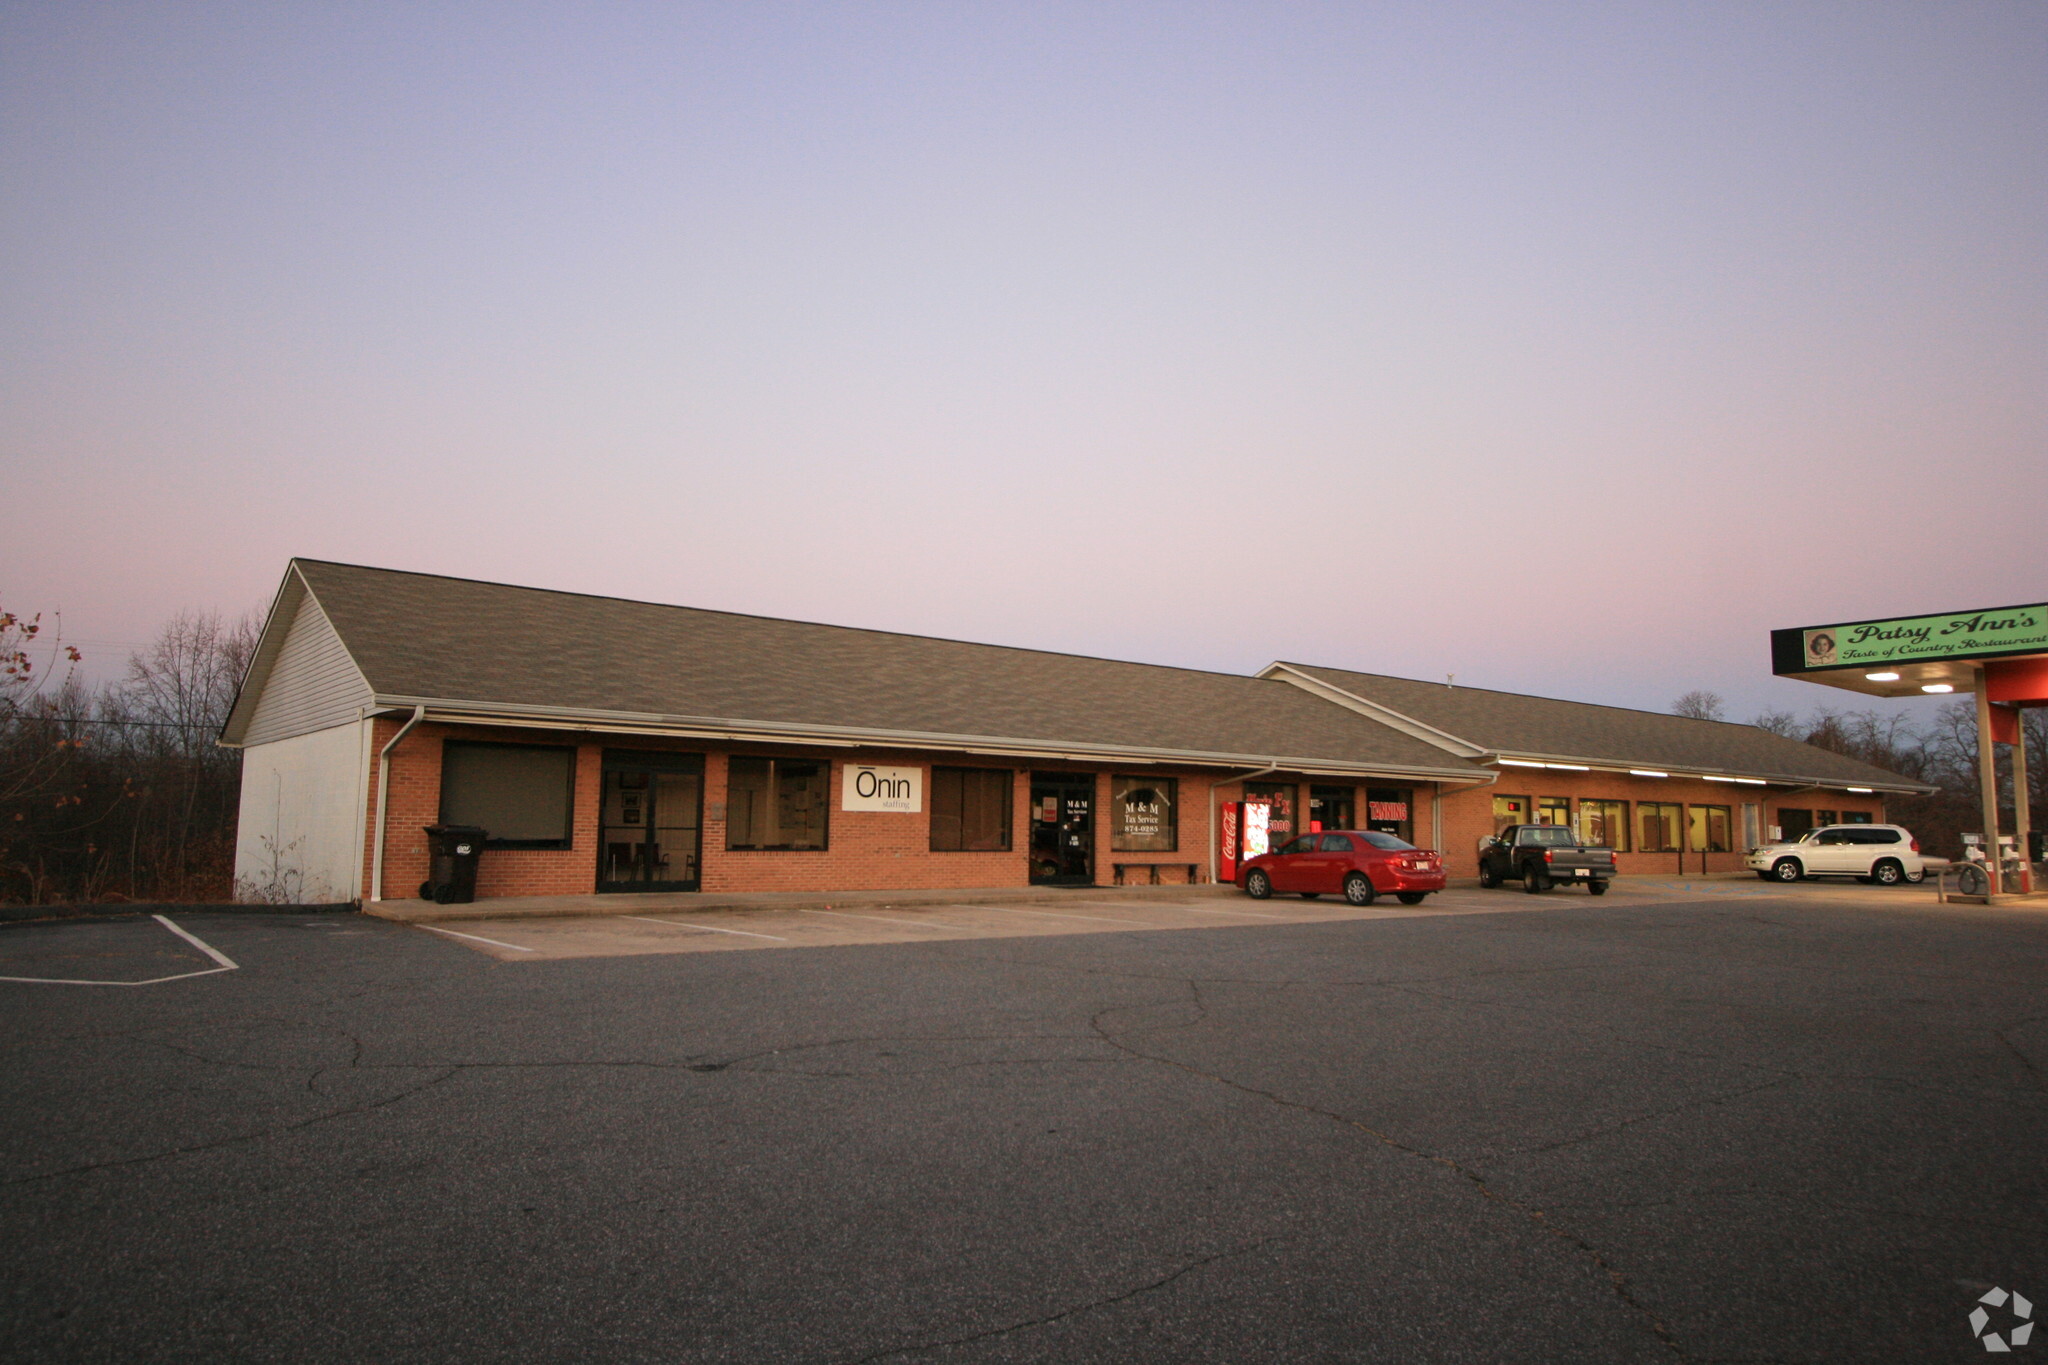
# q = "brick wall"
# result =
<box><xmin>366</xmin><ymin>722</ymin><xmax>1235</xmax><ymax>900</ymax></box>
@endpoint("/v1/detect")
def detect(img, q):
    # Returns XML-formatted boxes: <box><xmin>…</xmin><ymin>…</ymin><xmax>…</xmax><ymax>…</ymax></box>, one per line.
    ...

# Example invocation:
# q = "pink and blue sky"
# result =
<box><xmin>5</xmin><ymin>2</ymin><xmax>2043</xmax><ymax>720</ymax></box>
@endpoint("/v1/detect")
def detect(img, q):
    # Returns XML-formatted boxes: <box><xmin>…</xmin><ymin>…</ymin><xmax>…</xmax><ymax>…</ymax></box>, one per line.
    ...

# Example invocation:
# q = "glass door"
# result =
<box><xmin>1029</xmin><ymin>774</ymin><xmax>1094</xmax><ymax>885</ymax></box>
<box><xmin>598</xmin><ymin>751</ymin><xmax>704</xmax><ymax>892</ymax></box>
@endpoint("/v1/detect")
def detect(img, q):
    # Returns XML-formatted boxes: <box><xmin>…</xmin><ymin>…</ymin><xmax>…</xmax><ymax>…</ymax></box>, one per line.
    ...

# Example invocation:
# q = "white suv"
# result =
<box><xmin>1746</xmin><ymin>824</ymin><xmax>1929</xmax><ymax>886</ymax></box>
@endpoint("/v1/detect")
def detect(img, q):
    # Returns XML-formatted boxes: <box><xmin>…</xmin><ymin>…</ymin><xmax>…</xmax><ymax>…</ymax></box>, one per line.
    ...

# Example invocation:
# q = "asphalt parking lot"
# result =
<box><xmin>3</xmin><ymin>884</ymin><xmax>2045</xmax><ymax>1362</ymax></box>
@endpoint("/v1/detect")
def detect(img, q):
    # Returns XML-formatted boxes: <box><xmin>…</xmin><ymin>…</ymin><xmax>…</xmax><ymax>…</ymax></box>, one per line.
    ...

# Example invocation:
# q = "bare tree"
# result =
<box><xmin>1750</xmin><ymin>709</ymin><xmax>1801</xmax><ymax>738</ymax></box>
<box><xmin>1670</xmin><ymin>690</ymin><xmax>1727</xmax><ymax>722</ymax></box>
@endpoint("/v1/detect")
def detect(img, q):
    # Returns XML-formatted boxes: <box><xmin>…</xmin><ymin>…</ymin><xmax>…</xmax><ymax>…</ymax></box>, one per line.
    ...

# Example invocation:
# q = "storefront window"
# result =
<box><xmin>1841</xmin><ymin>811</ymin><xmax>1873</xmax><ymax>824</ymax></box>
<box><xmin>439</xmin><ymin>741</ymin><xmax>576</xmax><ymax>848</ymax></box>
<box><xmin>726</xmin><ymin>757</ymin><xmax>829</xmax><ymax>850</ymax></box>
<box><xmin>1492</xmin><ymin>795</ymin><xmax>1531</xmax><ymax>835</ymax></box>
<box><xmin>1778</xmin><ymin>809</ymin><xmax>1814</xmax><ymax>840</ymax></box>
<box><xmin>1111</xmin><ymin>776</ymin><xmax>1177</xmax><ymax>852</ymax></box>
<box><xmin>1638</xmin><ymin>802</ymin><xmax>1683</xmax><ymax>853</ymax></box>
<box><xmin>1580</xmin><ymin>799</ymin><xmax>1629</xmax><ymax>850</ymax></box>
<box><xmin>1246</xmin><ymin>782</ymin><xmax>1297</xmax><ymax>848</ymax></box>
<box><xmin>1538</xmin><ymin>796</ymin><xmax>1570</xmax><ymax>827</ymax></box>
<box><xmin>1689</xmin><ymin>805</ymin><xmax>1732</xmax><ymax>853</ymax></box>
<box><xmin>930</xmin><ymin>767</ymin><xmax>1012</xmax><ymax>852</ymax></box>
<box><xmin>1366</xmin><ymin>787</ymin><xmax>1413</xmax><ymax>843</ymax></box>
<box><xmin>1308</xmin><ymin>785</ymin><xmax>1354</xmax><ymax>833</ymax></box>
<box><xmin>1816</xmin><ymin>809</ymin><xmax>1840</xmax><ymax>827</ymax></box>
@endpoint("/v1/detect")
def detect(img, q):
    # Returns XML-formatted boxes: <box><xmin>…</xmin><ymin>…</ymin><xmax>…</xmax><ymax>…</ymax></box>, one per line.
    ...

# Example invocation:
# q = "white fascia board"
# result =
<box><xmin>219</xmin><ymin>564</ymin><xmax>377</xmax><ymax>749</ymax></box>
<box><xmin>1258</xmin><ymin>663</ymin><xmax>1487</xmax><ymax>758</ymax></box>
<box><xmin>218</xmin><ymin>566</ymin><xmax>307</xmax><ymax>747</ymax></box>
<box><xmin>1482</xmin><ymin>750</ymin><xmax>1933</xmax><ymax>796</ymax></box>
<box><xmin>371</xmin><ymin>694</ymin><xmax>1494</xmax><ymax>785</ymax></box>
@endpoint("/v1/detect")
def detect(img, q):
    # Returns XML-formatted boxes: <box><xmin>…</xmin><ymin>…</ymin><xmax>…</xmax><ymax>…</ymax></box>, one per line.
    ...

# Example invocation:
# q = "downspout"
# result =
<box><xmin>368</xmin><ymin>706</ymin><xmax>426</xmax><ymax>903</ymax></box>
<box><xmin>1208</xmin><ymin>761</ymin><xmax>1284</xmax><ymax>885</ymax></box>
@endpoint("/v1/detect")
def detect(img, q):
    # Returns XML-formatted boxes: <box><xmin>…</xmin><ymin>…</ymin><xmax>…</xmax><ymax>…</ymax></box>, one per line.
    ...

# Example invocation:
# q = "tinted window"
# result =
<box><xmin>1816</xmin><ymin>830</ymin><xmax>1851</xmax><ymax>845</ymax></box>
<box><xmin>1517</xmin><ymin>826</ymin><xmax>1580</xmax><ymax>847</ymax></box>
<box><xmin>1276</xmin><ymin>836</ymin><xmax>1316</xmax><ymax>856</ymax></box>
<box><xmin>1857</xmin><ymin>829</ymin><xmax>1901</xmax><ymax>844</ymax></box>
<box><xmin>440</xmin><ymin>742</ymin><xmax>576</xmax><ymax>848</ymax></box>
<box><xmin>1319</xmin><ymin>834</ymin><xmax>1355</xmax><ymax>853</ymax></box>
<box><xmin>1359</xmin><ymin>831</ymin><xmax>1415</xmax><ymax>851</ymax></box>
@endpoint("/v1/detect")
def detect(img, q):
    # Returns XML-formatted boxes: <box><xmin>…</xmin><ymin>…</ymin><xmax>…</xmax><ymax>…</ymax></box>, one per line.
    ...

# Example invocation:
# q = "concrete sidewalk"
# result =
<box><xmin>365</xmin><ymin>880</ymin><xmax>1240</xmax><ymax>924</ymax></box>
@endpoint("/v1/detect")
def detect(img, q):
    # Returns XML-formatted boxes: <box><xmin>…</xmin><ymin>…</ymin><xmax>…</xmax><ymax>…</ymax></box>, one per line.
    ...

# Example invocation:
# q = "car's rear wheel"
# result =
<box><xmin>1343</xmin><ymin>872</ymin><xmax>1376</xmax><ymax>905</ymax></box>
<box><xmin>1245</xmin><ymin>869</ymin><xmax>1273</xmax><ymax>900</ymax></box>
<box><xmin>1523</xmin><ymin>866</ymin><xmax>1549</xmax><ymax>893</ymax></box>
<box><xmin>1771</xmin><ymin>858</ymin><xmax>1803</xmax><ymax>883</ymax></box>
<box><xmin>1587</xmin><ymin>880</ymin><xmax>1609</xmax><ymax>896</ymax></box>
<box><xmin>1871</xmin><ymin>858</ymin><xmax>1904</xmax><ymax>886</ymax></box>
<box><xmin>1395</xmin><ymin>891</ymin><xmax>1426</xmax><ymax>905</ymax></box>
<box><xmin>1902</xmin><ymin>865</ymin><xmax>1926</xmax><ymax>884</ymax></box>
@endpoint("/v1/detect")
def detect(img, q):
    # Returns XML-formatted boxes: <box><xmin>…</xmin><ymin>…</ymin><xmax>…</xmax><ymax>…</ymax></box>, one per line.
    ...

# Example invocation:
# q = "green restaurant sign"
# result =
<box><xmin>1772</xmin><ymin>602</ymin><xmax>2048</xmax><ymax>674</ymax></box>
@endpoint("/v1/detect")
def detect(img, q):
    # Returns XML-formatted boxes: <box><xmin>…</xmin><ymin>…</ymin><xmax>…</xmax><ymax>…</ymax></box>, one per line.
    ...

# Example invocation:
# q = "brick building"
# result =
<box><xmin>222</xmin><ymin>561</ymin><xmax>1926</xmax><ymax>903</ymax></box>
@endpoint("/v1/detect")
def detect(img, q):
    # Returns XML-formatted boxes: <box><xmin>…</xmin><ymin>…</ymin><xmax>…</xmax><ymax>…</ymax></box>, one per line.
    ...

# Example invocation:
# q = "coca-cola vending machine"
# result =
<box><xmin>1218</xmin><ymin>801</ymin><xmax>1273</xmax><ymax>884</ymax></box>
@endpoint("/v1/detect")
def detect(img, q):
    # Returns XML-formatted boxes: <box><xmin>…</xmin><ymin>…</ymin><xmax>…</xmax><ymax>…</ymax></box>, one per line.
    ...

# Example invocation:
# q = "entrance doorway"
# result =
<box><xmin>1029</xmin><ymin>773</ymin><xmax>1094</xmax><ymax>885</ymax></box>
<box><xmin>598</xmin><ymin>750</ymin><xmax>704</xmax><ymax>892</ymax></box>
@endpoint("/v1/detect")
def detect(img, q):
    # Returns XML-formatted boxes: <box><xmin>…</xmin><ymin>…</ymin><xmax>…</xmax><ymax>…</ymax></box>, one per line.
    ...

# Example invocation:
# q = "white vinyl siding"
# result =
<box><xmin>235</xmin><ymin>721</ymin><xmax>368</xmax><ymax>903</ymax></box>
<box><xmin>242</xmin><ymin>592</ymin><xmax>373</xmax><ymax>747</ymax></box>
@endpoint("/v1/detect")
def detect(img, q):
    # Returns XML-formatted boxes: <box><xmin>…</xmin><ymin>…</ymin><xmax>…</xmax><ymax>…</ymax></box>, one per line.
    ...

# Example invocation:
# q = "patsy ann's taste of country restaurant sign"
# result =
<box><xmin>1772</xmin><ymin>601</ymin><xmax>2048</xmax><ymax>700</ymax></box>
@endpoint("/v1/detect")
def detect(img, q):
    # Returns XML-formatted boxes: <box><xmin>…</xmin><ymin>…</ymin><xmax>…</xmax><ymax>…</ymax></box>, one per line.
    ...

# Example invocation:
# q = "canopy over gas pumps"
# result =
<box><xmin>1772</xmin><ymin>601</ymin><xmax>2048</xmax><ymax>896</ymax></box>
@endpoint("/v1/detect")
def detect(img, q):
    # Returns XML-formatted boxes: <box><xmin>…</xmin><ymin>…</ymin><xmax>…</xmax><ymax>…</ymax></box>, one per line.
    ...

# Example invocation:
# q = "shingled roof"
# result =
<box><xmin>1265</xmin><ymin>662</ymin><xmax>1931</xmax><ymax>793</ymax></box>
<box><xmin>225</xmin><ymin>560</ymin><xmax>1487</xmax><ymax>779</ymax></box>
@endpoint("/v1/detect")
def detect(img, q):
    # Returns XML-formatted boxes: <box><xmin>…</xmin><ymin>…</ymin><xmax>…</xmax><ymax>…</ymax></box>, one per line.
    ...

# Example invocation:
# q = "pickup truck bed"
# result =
<box><xmin>1479</xmin><ymin>824</ymin><xmax>1618</xmax><ymax>894</ymax></box>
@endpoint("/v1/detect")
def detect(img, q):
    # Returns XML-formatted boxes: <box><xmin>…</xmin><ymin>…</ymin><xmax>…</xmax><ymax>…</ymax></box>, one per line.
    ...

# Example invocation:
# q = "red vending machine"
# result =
<box><xmin>1218</xmin><ymin>801</ymin><xmax>1273</xmax><ymax>884</ymax></box>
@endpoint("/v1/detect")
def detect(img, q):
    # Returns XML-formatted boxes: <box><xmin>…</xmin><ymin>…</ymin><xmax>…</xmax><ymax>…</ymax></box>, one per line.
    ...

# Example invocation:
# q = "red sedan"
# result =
<box><xmin>1239</xmin><ymin>830</ymin><xmax>1446</xmax><ymax>906</ymax></box>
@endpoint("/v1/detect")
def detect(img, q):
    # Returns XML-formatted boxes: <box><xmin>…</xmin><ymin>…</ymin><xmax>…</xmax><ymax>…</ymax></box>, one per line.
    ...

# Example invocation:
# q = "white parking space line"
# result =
<box><xmin>153</xmin><ymin>915</ymin><xmax>239</xmax><ymax>969</ymax></box>
<box><xmin>0</xmin><ymin>915</ymin><xmax>241</xmax><ymax>987</ymax></box>
<box><xmin>1149</xmin><ymin>904</ymin><xmax>1294</xmax><ymax>921</ymax></box>
<box><xmin>800</xmin><ymin>908</ymin><xmax>986</xmax><ymax>932</ymax></box>
<box><xmin>624</xmin><ymin>916</ymin><xmax>791</xmax><ymax>941</ymax></box>
<box><xmin>970</xmin><ymin>905</ymin><xmax>1158</xmax><ymax>927</ymax></box>
<box><xmin>416</xmin><ymin>924</ymin><xmax>537</xmax><ymax>953</ymax></box>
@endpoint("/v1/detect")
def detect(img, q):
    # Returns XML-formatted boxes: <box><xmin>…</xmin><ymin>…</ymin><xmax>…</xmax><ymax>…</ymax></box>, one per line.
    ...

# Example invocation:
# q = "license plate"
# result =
<box><xmin>1574</xmin><ymin>868</ymin><xmax>1589</xmax><ymax>877</ymax></box>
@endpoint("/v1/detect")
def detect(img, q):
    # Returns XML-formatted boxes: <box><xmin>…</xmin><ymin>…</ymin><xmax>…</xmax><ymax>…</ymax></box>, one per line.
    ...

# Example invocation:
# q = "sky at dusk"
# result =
<box><xmin>5</xmin><ymin>2</ymin><xmax>2043</xmax><ymax>724</ymax></box>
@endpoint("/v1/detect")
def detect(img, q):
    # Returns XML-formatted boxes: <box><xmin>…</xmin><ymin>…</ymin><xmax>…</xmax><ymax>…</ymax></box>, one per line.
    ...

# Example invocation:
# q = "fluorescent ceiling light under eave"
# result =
<box><xmin>1922</xmin><ymin>683</ymin><xmax>1954</xmax><ymax>693</ymax></box>
<box><xmin>1629</xmin><ymin>770</ymin><xmax>1669</xmax><ymax>778</ymax></box>
<box><xmin>1703</xmin><ymin>775</ymin><xmax>1737</xmax><ymax>782</ymax></box>
<box><xmin>1736</xmin><ymin>778</ymin><xmax>1766</xmax><ymax>785</ymax></box>
<box><xmin>1847</xmin><ymin>787</ymin><xmax>1873</xmax><ymax>793</ymax></box>
<box><xmin>1545</xmin><ymin>763</ymin><xmax>1590</xmax><ymax>771</ymax></box>
<box><xmin>1865</xmin><ymin>672</ymin><xmax>1900</xmax><ymax>682</ymax></box>
<box><xmin>1498</xmin><ymin>759</ymin><xmax>1545</xmax><ymax>768</ymax></box>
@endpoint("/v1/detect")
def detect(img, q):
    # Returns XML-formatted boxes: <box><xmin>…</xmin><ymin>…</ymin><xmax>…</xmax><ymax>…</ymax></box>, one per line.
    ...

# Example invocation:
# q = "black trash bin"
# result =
<box><xmin>420</xmin><ymin>824</ymin><xmax>488</xmax><ymax>904</ymax></box>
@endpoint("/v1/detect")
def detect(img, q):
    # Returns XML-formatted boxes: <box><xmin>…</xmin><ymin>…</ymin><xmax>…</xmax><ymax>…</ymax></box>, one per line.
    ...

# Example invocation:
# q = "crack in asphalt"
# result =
<box><xmin>834</xmin><ymin>1237</ymin><xmax>1278</xmax><ymax>1363</ymax></box>
<box><xmin>1512</xmin><ymin>1078</ymin><xmax>1795</xmax><ymax>1156</ymax></box>
<box><xmin>1</xmin><ymin>1067</ymin><xmax>460</xmax><ymax>1186</ymax></box>
<box><xmin>1087</xmin><ymin>981</ymin><xmax>1692</xmax><ymax>1361</ymax></box>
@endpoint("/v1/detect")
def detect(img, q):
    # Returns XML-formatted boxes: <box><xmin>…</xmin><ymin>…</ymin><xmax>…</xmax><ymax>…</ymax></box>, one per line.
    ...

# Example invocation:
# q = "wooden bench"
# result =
<box><xmin>1112</xmin><ymin>862</ymin><xmax>1202</xmax><ymax>886</ymax></box>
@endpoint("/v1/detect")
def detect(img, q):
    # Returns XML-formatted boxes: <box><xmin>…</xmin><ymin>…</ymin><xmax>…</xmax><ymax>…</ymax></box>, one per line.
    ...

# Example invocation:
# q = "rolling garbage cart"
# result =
<box><xmin>420</xmin><ymin>824</ymin><xmax>488</xmax><ymax>904</ymax></box>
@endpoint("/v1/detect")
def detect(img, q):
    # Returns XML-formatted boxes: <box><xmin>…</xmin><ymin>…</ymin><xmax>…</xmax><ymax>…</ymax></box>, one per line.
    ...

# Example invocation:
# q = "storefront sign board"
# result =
<box><xmin>842</xmin><ymin>764</ymin><xmax>921</xmax><ymax>812</ymax></box>
<box><xmin>1775</xmin><ymin>603</ymin><xmax>2048</xmax><ymax>674</ymax></box>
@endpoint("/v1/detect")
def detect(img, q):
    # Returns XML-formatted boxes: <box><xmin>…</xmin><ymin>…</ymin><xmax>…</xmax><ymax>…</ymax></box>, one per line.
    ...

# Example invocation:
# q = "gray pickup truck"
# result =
<box><xmin>1479</xmin><ymin>824</ymin><xmax>1619</xmax><ymax>894</ymax></box>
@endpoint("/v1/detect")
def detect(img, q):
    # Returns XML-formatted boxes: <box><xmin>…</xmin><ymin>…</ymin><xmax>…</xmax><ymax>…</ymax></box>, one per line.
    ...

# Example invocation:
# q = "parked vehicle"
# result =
<box><xmin>1240</xmin><ymin>830</ymin><xmax>1446</xmax><ymax>906</ymax></box>
<box><xmin>1744</xmin><ymin>824</ymin><xmax>1929</xmax><ymax>886</ymax></box>
<box><xmin>1479</xmin><ymin>824</ymin><xmax>1618</xmax><ymax>894</ymax></box>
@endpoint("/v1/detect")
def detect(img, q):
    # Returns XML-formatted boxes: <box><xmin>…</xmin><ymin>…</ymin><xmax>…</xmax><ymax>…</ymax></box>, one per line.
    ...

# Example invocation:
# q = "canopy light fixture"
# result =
<box><xmin>1703</xmin><ymin>775</ymin><xmax>1736</xmax><ymax>782</ymax></box>
<box><xmin>1921</xmin><ymin>683</ymin><xmax>1955</xmax><ymax>693</ymax></box>
<box><xmin>1497</xmin><ymin>759</ymin><xmax>1545</xmax><ymax>768</ymax></box>
<box><xmin>1545</xmin><ymin>763</ymin><xmax>1591</xmax><ymax>771</ymax></box>
<box><xmin>1847</xmin><ymin>787</ymin><xmax>1873</xmax><ymax>793</ymax></box>
<box><xmin>1865</xmin><ymin>671</ymin><xmax>1900</xmax><ymax>682</ymax></box>
<box><xmin>1736</xmin><ymin>778</ymin><xmax>1766</xmax><ymax>786</ymax></box>
<box><xmin>1629</xmin><ymin>769</ymin><xmax>1669</xmax><ymax>778</ymax></box>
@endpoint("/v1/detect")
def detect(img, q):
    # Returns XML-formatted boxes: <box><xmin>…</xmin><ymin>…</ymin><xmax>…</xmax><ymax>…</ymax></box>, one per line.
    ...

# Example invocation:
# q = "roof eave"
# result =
<box><xmin>366</xmin><ymin>694</ymin><xmax>1494</xmax><ymax>785</ymax></box>
<box><xmin>1480</xmin><ymin>749</ymin><xmax>1935</xmax><ymax>796</ymax></box>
